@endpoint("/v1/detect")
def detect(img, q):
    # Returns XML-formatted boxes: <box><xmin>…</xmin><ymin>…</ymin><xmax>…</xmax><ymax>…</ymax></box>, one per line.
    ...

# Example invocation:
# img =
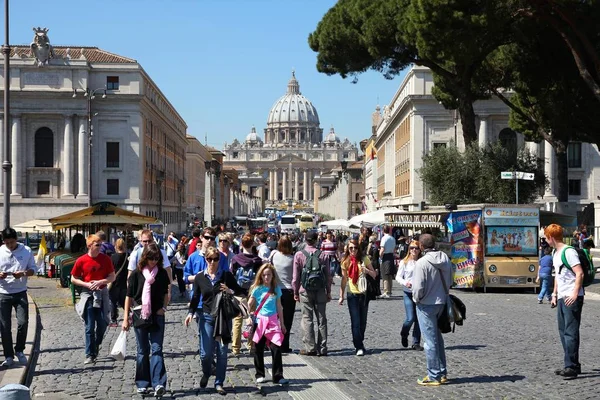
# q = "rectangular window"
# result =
<box><xmin>568</xmin><ymin>179</ymin><xmax>581</xmax><ymax>196</ymax></box>
<box><xmin>567</xmin><ymin>142</ymin><xmax>582</xmax><ymax>168</ymax></box>
<box><xmin>343</xmin><ymin>152</ymin><xmax>349</xmax><ymax>159</ymax></box>
<box><xmin>233</xmin><ymin>152</ymin><xmax>238</xmax><ymax>159</ymax></box>
<box><xmin>433</xmin><ymin>143</ymin><xmax>447</xmax><ymax>149</ymax></box>
<box><xmin>106</xmin><ymin>76</ymin><xmax>119</xmax><ymax>90</ymax></box>
<box><xmin>37</xmin><ymin>181</ymin><xmax>50</xmax><ymax>195</ymax></box>
<box><xmin>106</xmin><ymin>142</ymin><xmax>120</xmax><ymax>168</ymax></box>
<box><xmin>107</xmin><ymin>179</ymin><xmax>119</xmax><ymax>195</ymax></box>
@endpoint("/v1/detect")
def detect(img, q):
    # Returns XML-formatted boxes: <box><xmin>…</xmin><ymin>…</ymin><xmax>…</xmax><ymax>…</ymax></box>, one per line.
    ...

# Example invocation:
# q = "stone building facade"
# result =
<box><xmin>222</xmin><ymin>72</ymin><xmax>359</xmax><ymax>211</ymax></box>
<box><xmin>0</xmin><ymin>40</ymin><xmax>187</xmax><ymax>231</ymax></box>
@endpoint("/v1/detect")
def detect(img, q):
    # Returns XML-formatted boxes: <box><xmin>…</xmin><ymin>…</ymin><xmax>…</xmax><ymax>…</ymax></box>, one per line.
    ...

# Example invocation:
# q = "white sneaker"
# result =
<box><xmin>15</xmin><ymin>352</ymin><xmax>26</xmax><ymax>364</ymax></box>
<box><xmin>356</xmin><ymin>349</ymin><xmax>364</xmax><ymax>357</ymax></box>
<box><xmin>256</xmin><ymin>377</ymin><xmax>267</xmax><ymax>384</ymax></box>
<box><xmin>380</xmin><ymin>293</ymin><xmax>390</xmax><ymax>299</ymax></box>
<box><xmin>1</xmin><ymin>357</ymin><xmax>14</xmax><ymax>367</ymax></box>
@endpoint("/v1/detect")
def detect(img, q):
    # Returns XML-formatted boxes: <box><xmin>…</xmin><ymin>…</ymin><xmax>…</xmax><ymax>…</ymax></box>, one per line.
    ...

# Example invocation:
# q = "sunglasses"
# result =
<box><xmin>207</xmin><ymin>257</ymin><xmax>219</xmax><ymax>262</ymax></box>
<box><xmin>409</xmin><ymin>247</ymin><xmax>420</xmax><ymax>250</ymax></box>
<box><xmin>92</xmin><ymin>243</ymin><xmax>102</xmax><ymax>247</ymax></box>
<box><xmin>141</xmin><ymin>240</ymin><xmax>152</xmax><ymax>244</ymax></box>
<box><xmin>203</xmin><ymin>236</ymin><xmax>216</xmax><ymax>241</ymax></box>
<box><xmin>348</xmin><ymin>246</ymin><xmax>357</xmax><ymax>250</ymax></box>
<box><xmin>149</xmin><ymin>257</ymin><xmax>160</xmax><ymax>262</ymax></box>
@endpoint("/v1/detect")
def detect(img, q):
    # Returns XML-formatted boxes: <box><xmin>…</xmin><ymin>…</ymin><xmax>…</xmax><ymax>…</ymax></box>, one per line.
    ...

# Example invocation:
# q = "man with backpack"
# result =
<box><xmin>292</xmin><ymin>231</ymin><xmax>331</xmax><ymax>356</ymax></box>
<box><xmin>230</xmin><ymin>233</ymin><xmax>263</xmax><ymax>356</ymax></box>
<box><xmin>545</xmin><ymin>224</ymin><xmax>586</xmax><ymax>379</ymax></box>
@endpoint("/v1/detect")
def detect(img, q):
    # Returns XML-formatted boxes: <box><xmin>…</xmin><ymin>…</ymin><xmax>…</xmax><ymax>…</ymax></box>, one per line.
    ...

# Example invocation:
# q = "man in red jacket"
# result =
<box><xmin>187</xmin><ymin>229</ymin><xmax>201</xmax><ymax>257</ymax></box>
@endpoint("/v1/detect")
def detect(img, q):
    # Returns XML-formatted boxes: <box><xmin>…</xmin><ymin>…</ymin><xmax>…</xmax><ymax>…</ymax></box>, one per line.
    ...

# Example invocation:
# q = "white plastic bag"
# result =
<box><xmin>110</xmin><ymin>330</ymin><xmax>127</xmax><ymax>361</ymax></box>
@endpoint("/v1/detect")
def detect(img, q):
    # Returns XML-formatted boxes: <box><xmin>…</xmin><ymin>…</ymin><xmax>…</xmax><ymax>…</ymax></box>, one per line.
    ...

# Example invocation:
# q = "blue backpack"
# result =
<box><xmin>236</xmin><ymin>266</ymin><xmax>256</xmax><ymax>289</ymax></box>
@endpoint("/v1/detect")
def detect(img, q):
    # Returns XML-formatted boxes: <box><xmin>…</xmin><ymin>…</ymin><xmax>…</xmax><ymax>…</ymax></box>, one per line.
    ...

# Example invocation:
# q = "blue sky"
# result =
<box><xmin>9</xmin><ymin>0</ymin><xmax>404</xmax><ymax>150</ymax></box>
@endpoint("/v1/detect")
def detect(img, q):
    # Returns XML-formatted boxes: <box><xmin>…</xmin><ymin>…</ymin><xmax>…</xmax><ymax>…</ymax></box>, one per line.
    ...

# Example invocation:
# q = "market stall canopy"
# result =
<box><xmin>13</xmin><ymin>219</ymin><xmax>54</xmax><ymax>233</ymax></box>
<box><xmin>49</xmin><ymin>202</ymin><xmax>158</xmax><ymax>230</ymax></box>
<box><xmin>319</xmin><ymin>219</ymin><xmax>352</xmax><ymax>231</ymax></box>
<box><xmin>348</xmin><ymin>208</ymin><xmax>398</xmax><ymax>228</ymax></box>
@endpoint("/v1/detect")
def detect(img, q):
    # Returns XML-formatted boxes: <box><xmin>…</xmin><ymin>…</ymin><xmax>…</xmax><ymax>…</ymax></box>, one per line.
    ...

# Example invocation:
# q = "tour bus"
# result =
<box><xmin>233</xmin><ymin>215</ymin><xmax>249</xmax><ymax>232</ymax></box>
<box><xmin>385</xmin><ymin>204</ymin><xmax>542</xmax><ymax>291</ymax></box>
<box><xmin>298</xmin><ymin>214</ymin><xmax>316</xmax><ymax>232</ymax></box>
<box><xmin>280</xmin><ymin>214</ymin><xmax>298</xmax><ymax>234</ymax></box>
<box><xmin>249</xmin><ymin>217</ymin><xmax>269</xmax><ymax>235</ymax></box>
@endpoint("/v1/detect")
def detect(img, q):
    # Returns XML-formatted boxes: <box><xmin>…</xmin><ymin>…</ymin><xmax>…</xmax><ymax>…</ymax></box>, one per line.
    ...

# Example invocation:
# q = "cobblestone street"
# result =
<box><xmin>25</xmin><ymin>276</ymin><xmax>600</xmax><ymax>399</ymax></box>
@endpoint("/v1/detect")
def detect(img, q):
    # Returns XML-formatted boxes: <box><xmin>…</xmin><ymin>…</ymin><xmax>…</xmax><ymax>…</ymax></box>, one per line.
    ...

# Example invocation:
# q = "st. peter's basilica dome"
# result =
<box><xmin>267</xmin><ymin>71</ymin><xmax>320</xmax><ymax>126</ymax></box>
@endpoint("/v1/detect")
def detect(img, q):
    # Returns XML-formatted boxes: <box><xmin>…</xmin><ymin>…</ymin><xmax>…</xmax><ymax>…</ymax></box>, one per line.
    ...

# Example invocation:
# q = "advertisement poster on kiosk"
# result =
<box><xmin>447</xmin><ymin>210</ymin><xmax>484</xmax><ymax>288</ymax></box>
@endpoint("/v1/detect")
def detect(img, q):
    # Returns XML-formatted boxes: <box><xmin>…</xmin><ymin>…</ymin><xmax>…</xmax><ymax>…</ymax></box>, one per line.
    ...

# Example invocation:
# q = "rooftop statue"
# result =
<box><xmin>30</xmin><ymin>27</ymin><xmax>55</xmax><ymax>67</ymax></box>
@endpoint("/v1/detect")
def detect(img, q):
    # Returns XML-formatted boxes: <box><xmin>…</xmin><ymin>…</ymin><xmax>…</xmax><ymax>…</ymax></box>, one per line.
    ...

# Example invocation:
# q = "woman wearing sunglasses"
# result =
<box><xmin>339</xmin><ymin>239</ymin><xmax>377</xmax><ymax>356</ymax></box>
<box><xmin>123</xmin><ymin>243</ymin><xmax>171</xmax><ymax>397</ymax></box>
<box><xmin>184</xmin><ymin>247</ymin><xmax>245</xmax><ymax>395</ymax></box>
<box><xmin>395</xmin><ymin>240</ymin><xmax>423</xmax><ymax>351</ymax></box>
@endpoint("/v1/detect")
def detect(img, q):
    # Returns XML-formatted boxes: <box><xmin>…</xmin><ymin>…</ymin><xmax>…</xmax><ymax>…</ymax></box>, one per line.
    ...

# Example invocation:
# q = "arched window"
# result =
<box><xmin>35</xmin><ymin>127</ymin><xmax>53</xmax><ymax>167</ymax></box>
<box><xmin>499</xmin><ymin>128</ymin><xmax>517</xmax><ymax>156</ymax></box>
<box><xmin>355</xmin><ymin>193</ymin><xmax>360</xmax><ymax>201</ymax></box>
<box><xmin>299</xmin><ymin>192</ymin><xmax>304</xmax><ymax>201</ymax></box>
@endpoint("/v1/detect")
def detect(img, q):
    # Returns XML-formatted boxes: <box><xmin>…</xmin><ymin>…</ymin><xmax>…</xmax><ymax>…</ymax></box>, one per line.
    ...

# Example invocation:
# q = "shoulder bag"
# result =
<box><xmin>438</xmin><ymin>268</ymin><xmax>466</xmax><ymax>334</ymax></box>
<box><xmin>242</xmin><ymin>290</ymin><xmax>271</xmax><ymax>339</ymax></box>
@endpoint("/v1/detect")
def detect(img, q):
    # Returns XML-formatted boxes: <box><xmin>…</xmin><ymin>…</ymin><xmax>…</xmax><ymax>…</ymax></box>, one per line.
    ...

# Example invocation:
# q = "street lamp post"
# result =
<box><xmin>156</xmin><ymin>170</ymin><xmax>165</xmax><ymax>222</ymax></box>
<box><xmin>2</xmin><ymin>0</ymin><xmax>11</xmax><ymax>228</ymax></box>
<box><xmin>73</xmin><ymin>87</ymin><xmax>106</xmax><ymax>206</ymax></box>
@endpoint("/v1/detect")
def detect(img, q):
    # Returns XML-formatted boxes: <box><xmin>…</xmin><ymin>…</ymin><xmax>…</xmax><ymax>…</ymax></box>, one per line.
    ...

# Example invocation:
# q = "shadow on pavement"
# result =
<box><xmin>446</xmin><ymin>344</ymin><xmax>486</xmax><ymax>351</ymax></box>
<box><xmin>39</xmin><ymin>346</ymin><xmax>83</xmax><ymax>353</ymax></box>
<box><xmin>448</xmin><ymin>374</ymin><xmax>525</xmax><ymax>384</ymax></box>
<box><xmin>34</xmin><ymin>366</ymin><xmax>113</xmax><ymax>375</ymax></box>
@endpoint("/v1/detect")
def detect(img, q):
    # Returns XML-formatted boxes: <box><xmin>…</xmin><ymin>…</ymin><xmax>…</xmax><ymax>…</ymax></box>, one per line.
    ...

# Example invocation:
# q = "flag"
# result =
<box><xmin>36</xmin><ymin>235</ymin><xmax>48</xmax><ymax>269</ymax></box>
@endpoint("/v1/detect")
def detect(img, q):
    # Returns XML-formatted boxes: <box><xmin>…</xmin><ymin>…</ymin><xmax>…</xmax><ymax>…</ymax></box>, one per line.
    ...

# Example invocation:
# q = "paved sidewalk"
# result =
<box><xmin>24</xmin><ymin>276</ymin><xmax>600</xmax><ymax>399</ymax></box>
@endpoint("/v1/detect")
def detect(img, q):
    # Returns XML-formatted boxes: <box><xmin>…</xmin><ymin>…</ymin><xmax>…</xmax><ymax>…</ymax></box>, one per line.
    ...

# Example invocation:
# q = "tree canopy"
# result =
<box><xmin>309</xmin><ymin>0</ymin><xmax>518</xmax><ymax>146</ymax></box>
<box><xmin>419</xmin><ymin>142</ymin><xmax>548</xmax><ymax>205</ymax></box>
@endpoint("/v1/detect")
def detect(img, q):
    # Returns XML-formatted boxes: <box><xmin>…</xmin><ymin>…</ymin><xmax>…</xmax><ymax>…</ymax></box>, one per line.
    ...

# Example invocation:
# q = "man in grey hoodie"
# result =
<box><xmin>412</xmin><ymin>234</ymin><xmax>453</xmax><ymax>386</ymax></box>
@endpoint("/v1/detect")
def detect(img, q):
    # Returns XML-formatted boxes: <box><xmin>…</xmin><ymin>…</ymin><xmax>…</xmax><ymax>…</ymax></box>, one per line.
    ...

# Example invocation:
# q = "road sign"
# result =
<box><xmin>516</xmin><ymin>172</ymin><xmax>535</xmax><ymax>181</ymax></box>
<box><xmin>501</xmin><ymin>171</ymin><xmax>515</xmax><ymax>180</ymax></box>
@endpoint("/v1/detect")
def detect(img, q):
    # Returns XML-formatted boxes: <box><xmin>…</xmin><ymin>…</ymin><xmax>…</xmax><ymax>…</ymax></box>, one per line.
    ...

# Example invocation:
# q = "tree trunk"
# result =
<box><xmin>457</xmin><ymin>96</ymin><xmax>478</xmax><ymax>147</ymax></box>
<box><xmin>554</xmin><ymin>141</ymin><xmax>569</xmax><ymax>202</ymax></box>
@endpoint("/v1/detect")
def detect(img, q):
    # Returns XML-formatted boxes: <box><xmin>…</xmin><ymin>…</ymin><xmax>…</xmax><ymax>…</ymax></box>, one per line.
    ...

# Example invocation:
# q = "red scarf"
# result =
<box><xmin>348</xmin><ymin>255</ymin><xmax>359</xmax><ymax>285</ymax></box>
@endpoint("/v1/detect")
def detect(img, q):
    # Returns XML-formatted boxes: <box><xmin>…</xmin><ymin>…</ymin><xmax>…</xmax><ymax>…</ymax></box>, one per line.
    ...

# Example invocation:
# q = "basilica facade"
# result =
<box><xmin>222</xmin><ymin>72</ymin><xmax>358</xmax><ymax>210</ymax></box>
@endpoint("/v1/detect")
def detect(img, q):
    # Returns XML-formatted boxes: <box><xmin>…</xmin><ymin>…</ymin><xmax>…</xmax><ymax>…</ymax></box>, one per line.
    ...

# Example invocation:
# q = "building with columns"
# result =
<box><xmin>367</xmin><ymin>65</ymin><xmax>600</xmax><ymax>232</ymax></box>
<box><xmin>222</xmin><ymin>72</ymin><xmax>359</xmax><ymax>211</ymax></box>
<box><xmin>0</xmin><ymin>41</ymin><xmax>187</xmax><ymax>231</ymax></box>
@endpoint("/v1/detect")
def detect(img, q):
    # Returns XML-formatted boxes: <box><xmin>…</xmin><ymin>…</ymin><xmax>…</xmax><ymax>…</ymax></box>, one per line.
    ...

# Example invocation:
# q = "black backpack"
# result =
<box><xmin>300</xmin><ymin>249</ymin><xmax>326</xmax><ymax>291</ymax></box>
<box><xmin>558</xmin><ymin>246</ymin><xmax>595</xmax><ymax>287</ymax></box>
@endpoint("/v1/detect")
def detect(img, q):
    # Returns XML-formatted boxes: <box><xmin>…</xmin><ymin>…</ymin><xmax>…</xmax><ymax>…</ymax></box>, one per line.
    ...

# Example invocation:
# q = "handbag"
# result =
<box><xmin>437</xmin><ymin>267</ymin><xmax>466</xmax><ymax>334</ymax></box>
<box><xmin>242</xmin><ymin>291</ymin><xmax>271</xmax><ymax>339</ymax></box>
<box><xmin>131</xmin><ymin>305</ymin><xmax>154</xmax><ymax>329</ymax></box>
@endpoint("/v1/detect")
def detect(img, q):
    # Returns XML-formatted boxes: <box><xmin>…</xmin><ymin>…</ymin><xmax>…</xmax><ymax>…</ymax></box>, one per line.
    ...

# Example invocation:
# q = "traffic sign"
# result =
<box><xmin>516</xmin><ymin>172</ymin><xmax>534</xmax><ymax>181</ymax></box>
<box><xmin>501</xmin><ymin>171</ymin><xmax>515</xmax><ymax>180</ymax></box>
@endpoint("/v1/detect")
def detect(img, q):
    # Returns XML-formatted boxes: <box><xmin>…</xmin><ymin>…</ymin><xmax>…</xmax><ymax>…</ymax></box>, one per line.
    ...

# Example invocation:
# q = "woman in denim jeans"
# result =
<box><xmin>395</xmin><ymin>240</ymin><xmax>423</xmax><ymax>350</ymax></box>
<box><xmin>123</xmin><ymin>243</ymin><xmax>170</xmax><ymax>397</ymax></box>
<box><xmin>339</xmin><ymin>239</ymin><xmax>377</xmax><ymax>356</ymax></box>
<box><xmin>536</xmin><ymin>247</ymin><xmax>553</xmax><ymax>304</ymax></box>
<box><xmin>184</xmin><ymin>247</ymin><xmax>245</xmax><ymax>395</ymax></box>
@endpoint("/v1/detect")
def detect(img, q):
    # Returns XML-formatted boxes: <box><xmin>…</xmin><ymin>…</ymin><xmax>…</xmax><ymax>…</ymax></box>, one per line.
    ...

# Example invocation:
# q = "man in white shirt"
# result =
<box><xmin>257</xmin><ymin>234</ymin><xmax>271</xmax><ymax>262</ymax></box>
<box><xmin>0</xmin><ymin>228</ymin><xmax>37</xmax><ymax>367</ymax></box>
<box><xmin>545</xmin><ymin>223</ymin><xmax>584</xmax><ymax>379</ymax></box>
<box><xmin>379</xmin><ymin>226</ymin><xmax>396</xmax><ymax>298</ymax></box>
<box><xmin>127</xmin><ymin>230</ymin><xmax>172</xmax><ymax>301</ymax></box>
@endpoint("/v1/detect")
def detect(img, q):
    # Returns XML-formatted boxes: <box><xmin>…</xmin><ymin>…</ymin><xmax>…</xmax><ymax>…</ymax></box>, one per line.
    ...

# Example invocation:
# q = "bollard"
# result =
<box><xmin>0</xmin><ymin>384</ymin><xmax>31</xmax><ymax>400</ymax></box>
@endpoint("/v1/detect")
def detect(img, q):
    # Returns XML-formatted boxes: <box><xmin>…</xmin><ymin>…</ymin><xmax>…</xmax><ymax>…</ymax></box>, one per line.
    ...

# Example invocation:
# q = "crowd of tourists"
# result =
<box><xmin>0</xmin><ymin>221</ymin><xmax>587</xmax><ymax>396</ymax></box>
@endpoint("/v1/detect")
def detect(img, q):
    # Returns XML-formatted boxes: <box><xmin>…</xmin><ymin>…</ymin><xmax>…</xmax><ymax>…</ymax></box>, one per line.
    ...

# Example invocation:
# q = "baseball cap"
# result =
<box><xmin>306</xmin><ymin>231</ymin><xmax>318</xmax><ymax>242</ymax></box>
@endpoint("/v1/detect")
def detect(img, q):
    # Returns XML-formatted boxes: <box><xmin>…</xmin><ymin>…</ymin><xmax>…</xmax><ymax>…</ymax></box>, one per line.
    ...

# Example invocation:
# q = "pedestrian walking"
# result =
<box><xmin>0</xmin><ymin>228</ymin><xmax>37</xmax><ymax>367</ymax></box>
<box><xmin>230</xmin><ymin>234</ymin><xmax>263</xmax><ymax>356</ymax></box>
<box><xmin>546</xmin><ymin>224</ymin><xmax>585</xmax><ymax>379</ymax></box>
<box><xmin>320</xmin><ymin>231</ymin><xmax>339</xmax><ymax>282</ymax></box>
<box><xmin>396</xmin><ymin>240</ymin><xmax>423</xmax><ymax>350</ymax></box>
<box><xmin>123</xmin><ymin>243</ymin><xmax>171</xmax><ymax>396</ymax></box>
<box><xmin>536</xmin><ymin>247</ymin><xmax>553</xmax><ymax>304</ymax></box>
<box><xmin>109</xmin><ymin>238</ymin><xmax>129</xmax><ymax>327</ymax></box>
<box><xmin>127</xmin><ymin>230</ymin><xmax>173</xmax><ymax>300</ymax></box>
<box><xmin>292</xmin><ymin>231</ymin><xmax>331</xmax><ymax>356</ymax></box>
<box><xmin>269</xmin><ymin>236</ymin><xmax>296</xmax><ymax>353</ymax></box>
<box><xmin>248</xmin><ymin>263</ymin><xmax>290</xmax><ymax>385</ymax></box>
<box><xmin>172</xmin><ymin>242</ymin><xmax>187</xmax><ymax>298</ymax></box>
<box><xmin>338</xmin><ymin>239</ymin><xmax>377</xmax><ymax>356</ymax></box>
<box><xmin>412</xmin><ymin>234</ymin><xmax>452</xmax><ymax>386</ymax></box>
<box><xmin>367</xmin><ymin>235</ymin><xmax>381</xmax><ymax>297</ymax></box>
<box><xmin>72</xmin><ymin>234</ymin><xmax>116</xmax><ymax>364</ymax></box>
<box><xmin>379</xmin><ymin>226</ymin><xmax>396</xmax><ymax>298</ymax></box>
<box><xmin>184</xmin><ymin>247</ymin><xmax>245</xmax><ymax>395</ymax></box>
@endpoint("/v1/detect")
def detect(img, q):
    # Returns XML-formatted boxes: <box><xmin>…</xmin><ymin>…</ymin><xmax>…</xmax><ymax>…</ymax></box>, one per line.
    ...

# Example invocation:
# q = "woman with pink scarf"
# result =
<box><xmin>123</xmin><ymin>243</ymin><xmax>170</xmax><ymax>397</ymax></box>
<box><xmin>248</xmin><ymin>263</ymin><xmax>290</xmax><ymax>386</ymax></box>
